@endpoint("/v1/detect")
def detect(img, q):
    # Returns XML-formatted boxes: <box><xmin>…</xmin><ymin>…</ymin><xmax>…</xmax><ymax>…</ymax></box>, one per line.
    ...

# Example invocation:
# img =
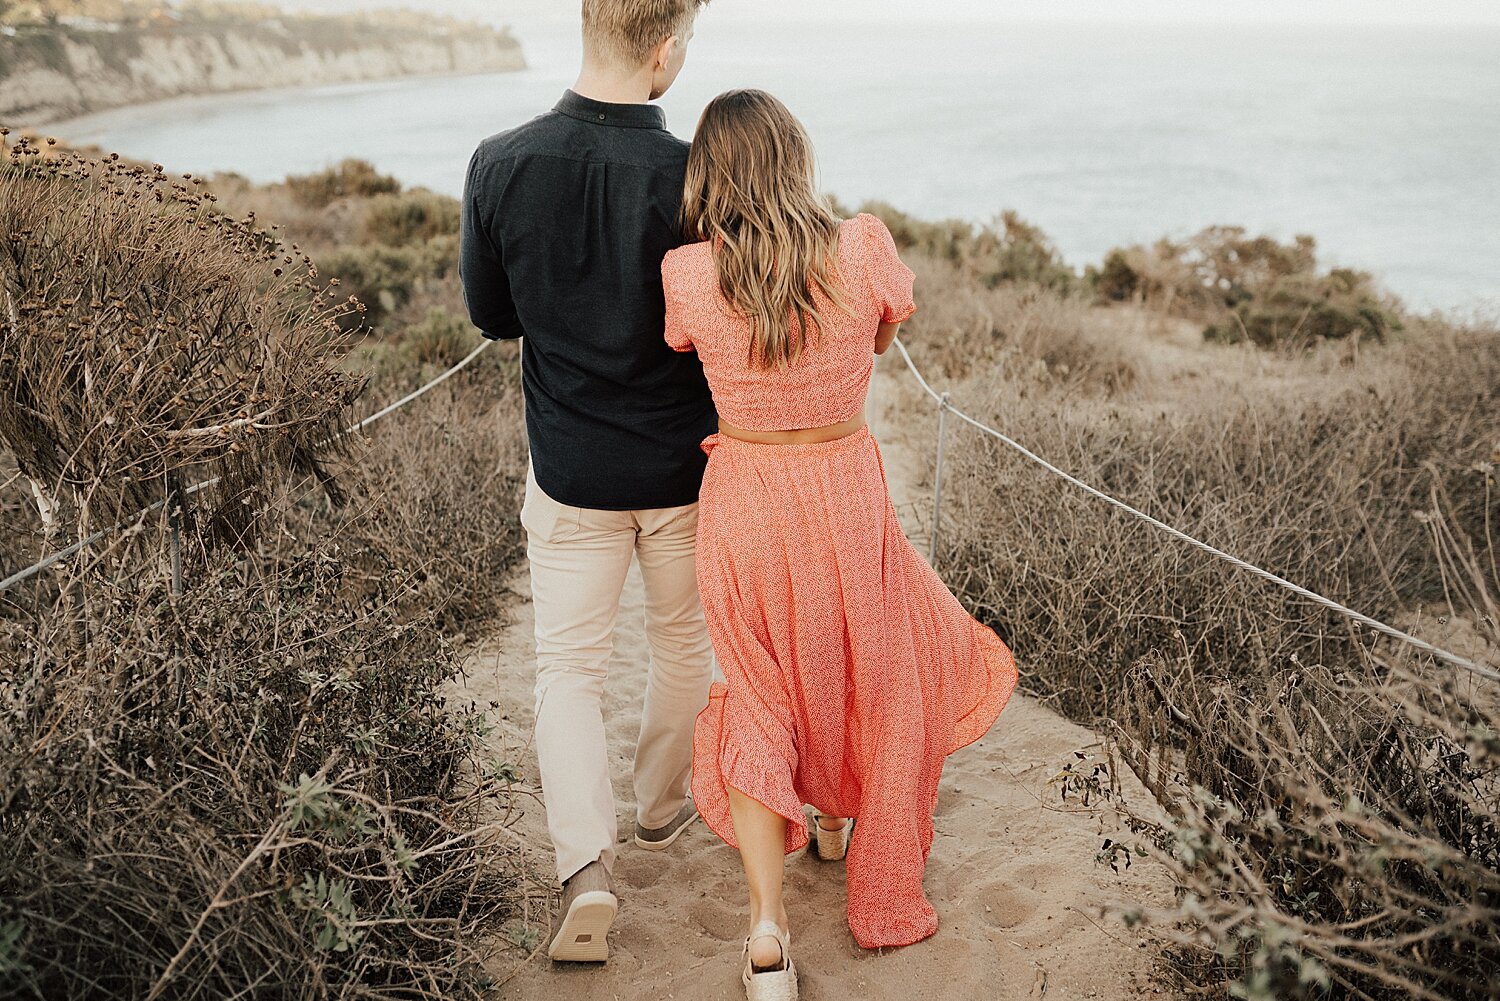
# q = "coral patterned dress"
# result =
<box><xmin>662</xmin><ymin>213</ymin><xmax>1018</xmax><ymax>949</ymax></box>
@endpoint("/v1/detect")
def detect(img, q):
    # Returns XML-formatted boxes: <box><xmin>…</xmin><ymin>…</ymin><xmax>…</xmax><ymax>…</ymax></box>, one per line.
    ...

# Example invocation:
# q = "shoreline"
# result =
<box><xmin>16</xmin><ymin>65</ymin><xmax>527</xmax><ymax>131</ymax></box>
<box><xmin>0</xmin><ymin>19</ymin><xmax>526</xmax><ymax>127</ymax></box>
<box><xmin>35</xmin><ymin>68</ymin><xmax>530</xmax><ymax>139</ymax></box>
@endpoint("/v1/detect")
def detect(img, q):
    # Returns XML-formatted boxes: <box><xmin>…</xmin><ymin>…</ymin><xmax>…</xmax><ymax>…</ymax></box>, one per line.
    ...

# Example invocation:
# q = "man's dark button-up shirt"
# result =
<box><xmin>460</xmin><ymin>90</ymin><xmax>717</xmax><ymax>511</ymax></box>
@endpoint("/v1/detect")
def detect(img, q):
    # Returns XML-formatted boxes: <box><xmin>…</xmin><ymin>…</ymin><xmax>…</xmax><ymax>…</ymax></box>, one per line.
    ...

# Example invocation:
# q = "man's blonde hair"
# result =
<box><xmin>581</xmin><ymin>0</ymin><xmax>706</xmax><ymax>66</ymax></box>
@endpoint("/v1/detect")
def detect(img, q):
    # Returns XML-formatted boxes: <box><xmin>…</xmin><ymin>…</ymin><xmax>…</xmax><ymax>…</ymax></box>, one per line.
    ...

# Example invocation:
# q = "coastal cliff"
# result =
<box><xmin>0</xmin><ymin>16</ymin><xmax>525</xmax><ymax>125</ymax></box>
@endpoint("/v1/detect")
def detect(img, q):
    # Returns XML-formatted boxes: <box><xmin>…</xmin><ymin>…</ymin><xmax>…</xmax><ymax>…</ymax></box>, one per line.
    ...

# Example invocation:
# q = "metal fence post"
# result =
<box><xmin>168</xmin><ymin>488</ymin><xmax>183</xmax><ymax>597</ymax></box>
<box><xmin>168</xmin><ymin>483</ymin><xmax>187</xmax><ymax>715</ymax></box>
<box><xmin>929</xmin><ymin>392</ymin><xmax>950</xmax><ymax>565</ymax></box>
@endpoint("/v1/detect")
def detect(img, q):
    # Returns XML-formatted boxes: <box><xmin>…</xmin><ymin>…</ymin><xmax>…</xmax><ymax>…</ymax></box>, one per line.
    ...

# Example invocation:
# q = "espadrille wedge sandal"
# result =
<box><xmin>811</xmin><ymin>814</ymin><xmax>849</xmax><ymax>861</ymax></box>
<box><xmin>742</xmin><ymin>920</ymin><xmax>797</xmax><ymax>1001</ymax></box>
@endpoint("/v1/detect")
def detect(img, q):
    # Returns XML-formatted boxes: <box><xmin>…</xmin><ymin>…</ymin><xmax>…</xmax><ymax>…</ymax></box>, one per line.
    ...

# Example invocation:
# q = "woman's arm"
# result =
<box><xmin>858</xmin><ymin>214</ymin><xmax>914</xmax><ymax>356</ymax></box>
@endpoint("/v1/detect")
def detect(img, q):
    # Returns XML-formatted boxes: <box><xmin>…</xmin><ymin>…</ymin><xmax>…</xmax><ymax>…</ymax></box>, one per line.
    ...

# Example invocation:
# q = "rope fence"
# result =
<box><xmin>890</xmin><ymin>338</ymin><xmax>1500</xmax><ymax>685</ymax></box>
<box><xmin>5</xmin><ymin>331</ymin><xmax>1496</xmax><ymax>685</ymax></box>
<box><xmin>0</xmin><ymin>338</ymin><xmax>495</xmax><ymax>594</ymax></box>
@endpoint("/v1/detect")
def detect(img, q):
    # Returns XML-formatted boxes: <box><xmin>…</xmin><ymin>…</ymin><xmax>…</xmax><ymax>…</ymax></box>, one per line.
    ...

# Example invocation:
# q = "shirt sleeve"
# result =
<box><xmin>859</xmin><ymin>212</ymin><xmax>917</xmax><ymax>325</ymax></box>
<box><xmin>459</xmin><ymin>150</ymin><xmax>523</xmax><ymax>341</ymax></box>
<box><xmin>662</xmin><ymin>253</ymin><xmax>695</xmax><ymax>353</ymax></box>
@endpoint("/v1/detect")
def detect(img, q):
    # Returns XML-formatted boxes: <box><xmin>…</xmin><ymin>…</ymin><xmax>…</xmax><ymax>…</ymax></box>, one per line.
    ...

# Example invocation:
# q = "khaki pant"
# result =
<box><xmin>521</xmin><ymin>468</ymin><xmax>716</xmax><ymax>884</ymax></box>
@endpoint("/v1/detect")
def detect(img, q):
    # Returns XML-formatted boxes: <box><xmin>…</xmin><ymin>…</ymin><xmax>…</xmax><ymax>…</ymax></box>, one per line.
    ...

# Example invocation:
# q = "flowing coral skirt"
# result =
<box><xmin>690</xmin><ymin>428</ymin><xmax>1018</xmax><ymax>949</ymax></box>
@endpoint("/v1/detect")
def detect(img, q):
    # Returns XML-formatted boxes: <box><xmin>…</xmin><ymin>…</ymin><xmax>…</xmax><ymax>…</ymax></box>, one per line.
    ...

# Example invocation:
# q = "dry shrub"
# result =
<box><xmin>1094</xmin><ymin>227</ymin><xmax>1318</xmax><ymax>315</ymax></box>
<box><xmin>0</xmin><ymin>134</ymin><xmax>363</xmax><ymax>550</ymax></box>
<box><xmin>1094</xmin><ymin>227</ymin><xmax>1402</xmax><ymax>349</ymax></box>
<box><xmin>902</xmin><ymin>254</ymin><xmax>1137</xmax><ymax>394</ymax></box>
<box><xmin>931</xmin><ymin>324</ymin><xmax>1500</xmax><ymax>998</ymax></box>
<box><xmin>202</xmin><ymin>170</ymin><xmax>470</xmax><ymax>348</ymax></box>
<box><xmin>398</xmin><ymin>308</ymin><xmax>477</xmax><ymax>368</ymax></box>
<box><xmin>1119</xmin><ymin>645</ymin><xmax>1498</xmax><ymax>1000</ymax></box>
<box><xmin>0</xmin><ymin>341</ymin><xmax>530</xmax><ymax>1001</ymax></box>
<box><xmin>318</xmin><ymin>239</ymin><xmax>459</xmax><ymax>329</ymax></box>
<box><xmin>0</xmin><ymin>144</ymin><xmax>532</xmax><ymax>997</ymax></box>
<box><xmin>297</xmin><ymin>342</ymin><xmax>529</xmax><ymax>634</ymax></box>
<box><xmin>200</xmin><ymin>155</ymin><xmax>526</xmax><ymax>630</ymax></box>
<box><xmin>205</xmin><ymin>171</ymin><xmax>362</xmax><ymax>251</ymax></box>
<box><xmin>936</xmin><ymin>324</ymin><xmax>1500</xmax><ymax>709</ymax></box>
<box><xmin>312</xmin><ymin>186</ymin><xmax>464</xmax><ymax>331</ymax></box>
<box><xmin>285</xmin><ymin>159</ymin><xmax>400</xmax><ymax>210</ymax></box>
<box><xmin>852</xmin><ymin>199</ymin><xmax>1078</xmax><ymax>293</ymax></box>
<box><xmin>0</xmin><ymin>552</ymin><xmax>514</xmax><ymax>999</ymax></box>
<box><xmin>359</xmin><ymin>190</ymin><xmax>460</xmax><ymax>248</ymax></box>
<box><xmin>0</xmin><ymin>456</ymin><xmax>28</xmax><ymax>576</ymax></box>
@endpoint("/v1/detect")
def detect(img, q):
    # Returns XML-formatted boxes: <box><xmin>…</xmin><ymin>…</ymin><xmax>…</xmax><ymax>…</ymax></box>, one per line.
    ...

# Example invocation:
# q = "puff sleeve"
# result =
<box><xmin>858</xmin><ymin>212</ymin><xmax>917</xmax><ymax>324</ymax></box>
<box><xmin>662</xmin><ymin>251</ymin><xmax>695</xmax><ymax>353</ymax></box>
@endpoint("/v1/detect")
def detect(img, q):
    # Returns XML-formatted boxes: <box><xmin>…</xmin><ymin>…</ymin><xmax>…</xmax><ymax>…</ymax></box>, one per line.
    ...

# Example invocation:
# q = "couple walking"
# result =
<box><xmin>459</xmin><ymin>2</ymin><xmax>1017</xmax><ymax>996</ymax></box>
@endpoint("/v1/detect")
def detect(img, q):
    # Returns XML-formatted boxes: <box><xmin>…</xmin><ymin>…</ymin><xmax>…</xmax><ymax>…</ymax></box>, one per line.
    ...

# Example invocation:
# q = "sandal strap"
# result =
<box><xmin>744</xmin><ymin>920</ymin><xmax>792</xmax><ymax>981</ymax></box>
<box><xmin>748</xmin><ymin>919</ymin><xmax>790</xmax><ymax>950</ymax></box>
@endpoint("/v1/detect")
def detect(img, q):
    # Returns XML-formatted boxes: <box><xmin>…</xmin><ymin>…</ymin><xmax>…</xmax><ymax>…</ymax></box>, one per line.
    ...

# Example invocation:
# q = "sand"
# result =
<box><xmin>454</xmin><ymin>365</ymin><xmax>1176</xmax><ymax>1000</ymax></box>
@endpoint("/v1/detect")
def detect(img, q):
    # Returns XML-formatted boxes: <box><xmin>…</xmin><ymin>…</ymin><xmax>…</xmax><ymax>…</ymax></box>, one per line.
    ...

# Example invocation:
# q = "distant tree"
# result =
<box><xmin>1091</xmin><ymin>225</ymin><xmax>1400</xmax><ymax>348</ymax></box>
<box><xmin>852</xmin><ymin>200</ymin><xmax>1077</xmax><ymax>292</ymax></box>
<box><xmin>1094</xmin><ymin>249</ymin><xmax>1139</xmax><ymax>302</ymax></box>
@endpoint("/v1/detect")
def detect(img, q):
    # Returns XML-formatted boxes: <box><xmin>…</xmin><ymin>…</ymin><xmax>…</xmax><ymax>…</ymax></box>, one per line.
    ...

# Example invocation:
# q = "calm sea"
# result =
<box><xmin>45</xmin><ymin>19</ymin><xmax>1500</xmax><ymax>313</ymax></box>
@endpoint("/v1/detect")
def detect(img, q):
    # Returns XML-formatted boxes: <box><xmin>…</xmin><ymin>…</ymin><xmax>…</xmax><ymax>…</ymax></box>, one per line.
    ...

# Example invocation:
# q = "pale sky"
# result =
<box><xmin>758</xmin><ymin>0</ymin><xmax>1500</xmax><ymax>24</ymax></box>
<box><xmin>278</xmin><ymin>0</ymin><xmax>1500</xmax><ymax>27</ymax></box>
<box><xmin>752</xmin><ymin>0</ymin><xmax>1495</xmax><ymax>23</ymax></box>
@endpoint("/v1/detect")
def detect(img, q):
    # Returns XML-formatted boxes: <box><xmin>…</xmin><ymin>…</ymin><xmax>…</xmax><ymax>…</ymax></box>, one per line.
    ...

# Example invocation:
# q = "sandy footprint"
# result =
<box><xmin>973</xmin><ymin>881</ymin><xmax>1043</xmax><ymax>930</ymax></box>
<box><xmin>688</xmin><ymin>898</ymin><xmax>747</xmax><ymax>943</ymax></box>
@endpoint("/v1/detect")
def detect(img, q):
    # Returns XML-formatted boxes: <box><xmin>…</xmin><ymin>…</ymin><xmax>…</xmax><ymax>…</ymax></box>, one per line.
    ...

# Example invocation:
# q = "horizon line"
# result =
<box><xmin>511</xmin><ymin>13</ymin><xmax>1500</xmax><ymax>29</ymax></box>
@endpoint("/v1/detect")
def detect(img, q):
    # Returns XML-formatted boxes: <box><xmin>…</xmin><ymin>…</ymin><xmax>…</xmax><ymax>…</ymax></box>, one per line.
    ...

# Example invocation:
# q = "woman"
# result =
<box><xmin>663</xmin><ymin>90</ymin><xmax>1017</xmax><ymax>999</ymax></box>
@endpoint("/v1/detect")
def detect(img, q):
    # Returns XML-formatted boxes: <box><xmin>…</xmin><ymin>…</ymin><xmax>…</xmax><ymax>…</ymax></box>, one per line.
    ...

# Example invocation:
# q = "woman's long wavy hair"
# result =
<box><xmin>682</xmin><ymin>89</ymin><xmax>850</xmax><ymax>369</ymax></box>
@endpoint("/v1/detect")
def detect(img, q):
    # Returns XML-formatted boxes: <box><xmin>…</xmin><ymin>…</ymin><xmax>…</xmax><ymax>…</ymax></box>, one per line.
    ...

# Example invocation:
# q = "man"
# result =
<box><xmin>459</xmin><ymin>0</ymin><xmax>717</xmax><ymax>965</ymax></box>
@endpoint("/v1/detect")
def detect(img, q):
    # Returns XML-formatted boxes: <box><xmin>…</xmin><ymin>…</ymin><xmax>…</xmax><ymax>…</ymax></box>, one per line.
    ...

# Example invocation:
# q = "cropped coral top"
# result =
<box><xmin>662</xmin><ymin>213</ymin><xmax>917</xmax><ymax>432</ymax></box>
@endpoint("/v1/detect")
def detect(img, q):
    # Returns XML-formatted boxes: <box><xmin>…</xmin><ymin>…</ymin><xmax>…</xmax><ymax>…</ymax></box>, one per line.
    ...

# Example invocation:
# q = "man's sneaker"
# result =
<box><xmin>548</xmin><ymin>861</ymin><xmax>617</xmax><ymax>962</ymax></box>
<box><xmin>634</xmin><ymin>801</ymin><xmax>700</xmax><ymax>851</ymax></box>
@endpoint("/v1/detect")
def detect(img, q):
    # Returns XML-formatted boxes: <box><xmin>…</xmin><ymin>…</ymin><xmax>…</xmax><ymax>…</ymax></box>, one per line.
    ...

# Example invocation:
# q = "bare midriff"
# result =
<box><xmin>718</xmin><ymin>409</ymin><xmax>867</xmax><ymax>445</ymax></box>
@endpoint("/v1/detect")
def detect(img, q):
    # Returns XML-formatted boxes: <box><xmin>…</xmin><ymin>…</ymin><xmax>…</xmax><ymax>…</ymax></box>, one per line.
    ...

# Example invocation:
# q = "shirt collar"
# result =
<box><xmin>554</xmin><ymin>89</ymin><xmax>668</xmax><ymax>130</ymax></box>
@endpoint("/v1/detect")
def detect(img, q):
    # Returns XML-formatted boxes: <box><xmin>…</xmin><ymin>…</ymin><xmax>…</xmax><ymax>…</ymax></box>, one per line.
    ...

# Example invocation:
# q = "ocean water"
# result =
<box><xmin>44</xmin><ymin>19</ymin><xmax>1500</xmax><ymax>313</ymax></box>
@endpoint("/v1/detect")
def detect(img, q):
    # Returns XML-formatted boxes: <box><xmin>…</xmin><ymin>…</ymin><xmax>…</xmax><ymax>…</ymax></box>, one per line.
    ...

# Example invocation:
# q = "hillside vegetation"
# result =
<box><xmin>0</xmin><ymin>137</ymin><xmax>528</xmax><ymax>998</ymax></box>
<box><xmin>871</xmin><ymin>206</ymin><xmax>1499</xmax><ymax>999</ymax></box>
<box><xmin>1</xmin><ymin>137</ymin><xmax>1496</xmax><ymax>999</ymax></box>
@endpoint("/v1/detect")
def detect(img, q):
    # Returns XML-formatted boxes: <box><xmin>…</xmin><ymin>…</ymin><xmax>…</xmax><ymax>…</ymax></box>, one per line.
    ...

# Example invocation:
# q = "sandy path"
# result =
<box><xmin>456</xmin><ymin>364</ymin><xmax>1175</xmax><ymax>1000</ymax></box>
